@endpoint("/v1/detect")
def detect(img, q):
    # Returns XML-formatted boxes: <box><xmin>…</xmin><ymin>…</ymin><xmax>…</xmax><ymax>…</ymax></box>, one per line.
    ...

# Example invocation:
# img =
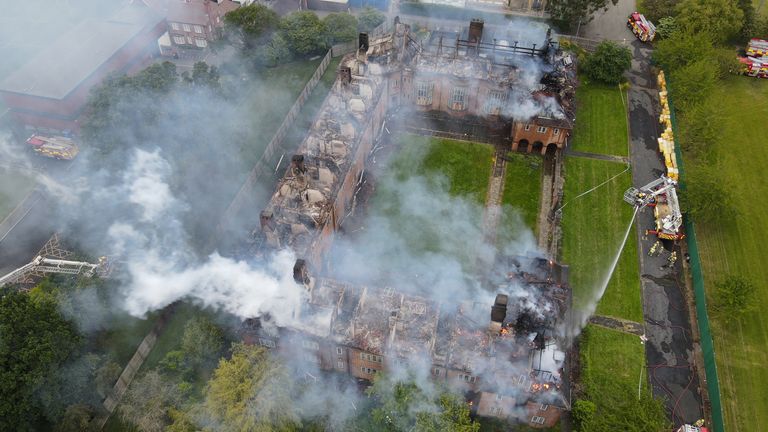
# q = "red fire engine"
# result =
<box><xmin>627</xmin><ymin>12</ymin><xmax>656</xmax><ymax>42</ymax></box>
<box><xmin>26</xmin><ymin>134</ymin><xmax>79</xmax><ymax>160</ymax></box>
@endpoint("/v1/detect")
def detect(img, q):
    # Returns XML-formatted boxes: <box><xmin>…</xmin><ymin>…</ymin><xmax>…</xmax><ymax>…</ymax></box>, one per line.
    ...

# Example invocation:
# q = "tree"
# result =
<box><xmin>323</xmin><ymin>13</ymin><xmax>358</xmax><ymax>44</ymax></box>
<box><xmin>679</xmin><ymin>168</ymin><xmax>738</xmax><ymax>222</ymax></box>
<box><xmin>367</xmin><ymin>373</ymin><xmax>479</xmax><ymax>432</ymax></box>
<box><xmin>652</xmin><ymin>30</ymin><xmax>715</xmax><ymax>73</ymax></box>
<box><xmin>674</xmin><ymin>0</ymin><xmax>743</xmax><ymax>42</ymax></box>
<box><xmin>254</xmin><ymin>33</ymin><xmax>293</xmax><ymax>67</ymax></box>
<box><xmin>572</xmin><ymin>399</ymin><xmax>596</xmax><ymax>431</ymax></box>
<box><xmin>180</xmin><ymin>316</ymin><xmax>225</xmax><ymax>369</ymax></box>
<box><xmin>204</xmin><ymin>343</ymin><xmax>300</xmax><ymax>431</ymax></box>
<box><xmin>279</xmin><ymin>11</ymin><xmax>328</xmax><ymax>56</ymax></box>
<box><xmin>546</xmin><ymin>0</ymin><xmax>619</xmax><ymax>32</ymax></box>
<box><xmin>669</xmin><ymin>59</ymin><xmax>717</xmax><ymax>111</ymax></box>
<box><xmin>358</xmin><ymin>7</ymin><xmax>386</xmax><ymax>32</ymax></box>
<box><xmin>714</xmin><ymin>275</ymin><xmax>755</xmax><ymax>322</ymax></box>
<box><xmin>655</xmin><ymin>17</ymin><xmax>679</xmax><ymax>39</ymax></box>
<box><xmin>0</xmin><ymin>291</ymin><xmax>81</xmax><ymax>431</ymax></box>
<box><xmin>182</xmin><ymin>62</ymin><xmax>220</xmax><ymax>89</ymax></box>
<box><xmin>678</xmin><ymin>98</ymin><xmax>721</xmax><ymax>160</ymax></box>
<box><xmin>119</xmin><ymin>370</ymin><xmax>180</xmax><ymax>432</ymax></box>
<box><xmin>581</xmin><ymin>41</ymin><xmax>632</xmax><ymax>84</ymax></box>
<box><xmin>639</xmin><ymin>0</ymin><xmax>680</xmax><ymax>21</ymax></box>
<box><xmin>55</xmin><ymin>404</ymin><xmax>95</xmax><ymax>432</ymax></box>
<box><xmin>223</xmin><ymin>3</ymin><xmax>279</xmax><ymax>48</ymax></box>
<box><xmin>95</xmin><ymin>360</ymin><xmax>122</xmax><ymax>399</ymax></box>
<box><xmin>737</xmin><ymin>0</ymin><xmax>757</xmax><ymax>41</ymax></box>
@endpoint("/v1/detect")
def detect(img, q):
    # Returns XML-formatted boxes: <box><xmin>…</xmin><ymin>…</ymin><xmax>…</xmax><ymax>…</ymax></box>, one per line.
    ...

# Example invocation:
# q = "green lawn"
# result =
<box><xmin>679</xmin><ymin>77</ymin><xmax>768</xmax><ymax>432</ymax></box>
<box><xmin>500</xmin><ymin>153</ymin><xmax>542</xmax><ymax>237</ymax></box>
<box><xmin>561</xmin><ymin>157</ymin><xmax>642</xmax><ymax>322</ymax></box>
<box><xmin>0</xmin><ymin>167</ymin><xmax>35</xmax><ymax>221</ymax></box>
<box><xmin>369</xmin><ymin>135</ymin><xmax>493</xmax><ymax>267</ymax></box>
<box><xmin>569</xmin><ymin>79</ymin><xmax>629</xmax><ymax>157</ymax></box>
<box><xmin>388</xmin><ymin>135</ymin><xmax>495</xmax><ymax>205</ymax></box>
<box><xmin>579</xmin><ymin>325</ymin><xmax>668</xmax><ymax>430</ymax></box>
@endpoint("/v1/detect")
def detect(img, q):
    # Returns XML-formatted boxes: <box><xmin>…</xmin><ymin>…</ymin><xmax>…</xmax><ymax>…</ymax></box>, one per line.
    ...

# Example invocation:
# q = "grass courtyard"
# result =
<box><xmin>500</xmin><ymin>153</ymin><xmax>542</xmax><ymax>239</ymax></box>
<box><xmin>678</xmin><ymin>77</ymin><xmax>768</xmax><ymax>431</ymax></box>
<box><xmin>569</xmin><ymin>79</ymin><xmax>630</xmax><ymax>157</ymax></box>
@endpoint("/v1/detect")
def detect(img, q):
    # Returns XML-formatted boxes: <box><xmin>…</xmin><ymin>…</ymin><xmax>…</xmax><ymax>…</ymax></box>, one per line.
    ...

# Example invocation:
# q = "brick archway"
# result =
<box><xmin>545</xmin><ymin>143</ymin><xmax>559</xmax><ymax>155</ymax></box>
<box><xmin>530</xmin><ymin>141</ymin><xmax>544</xmax><ymax>154</ymax></box>
<box><xmin>514</xmin><ymin>139</ymin><xmax>530</xmax><ymax>152</ymax></box>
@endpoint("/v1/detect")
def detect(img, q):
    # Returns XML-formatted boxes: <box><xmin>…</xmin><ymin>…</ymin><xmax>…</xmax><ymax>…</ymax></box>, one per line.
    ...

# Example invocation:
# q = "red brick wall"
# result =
<box><xmin>524</xmin><ymin>401</ymin><xmax>562</xmax><ymax>428</ymax></box>
<box><xmin>348</xmin><ymin>347</ymin><xmax>386</xmax><ymax>380</ymax></box>
<box><xmin>511</xmin><ymin>120</ymin><xmax>570</xmax><ymax>154</ymax></box>
<box><xmin>1</xmin><ymin>18</ymin><xmax>165</xmax><ymax>132</ymax></box>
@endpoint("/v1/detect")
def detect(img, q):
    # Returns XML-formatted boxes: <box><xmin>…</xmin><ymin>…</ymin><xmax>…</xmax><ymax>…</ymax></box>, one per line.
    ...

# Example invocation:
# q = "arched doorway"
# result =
<box><xmin>515</xmin><ymin>139</ymin><xmax>530</xmax><ymax>153</ymax></box>
<box><xmin>545</xmin><ymin>143</ymin><xmax>559</xmax><ymax>155</ymax></box>
<box><xmin>530</xmin><ymin>141</ymin><xmax>544</xmax><ymax>154</ymax></box>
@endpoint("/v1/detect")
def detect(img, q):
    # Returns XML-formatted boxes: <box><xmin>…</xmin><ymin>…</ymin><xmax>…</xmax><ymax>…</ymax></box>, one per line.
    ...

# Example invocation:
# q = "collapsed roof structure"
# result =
<box><xmin>244</xmin><ymin>18</ymin><xmax>576</xmax><ymax>428</ymax></box>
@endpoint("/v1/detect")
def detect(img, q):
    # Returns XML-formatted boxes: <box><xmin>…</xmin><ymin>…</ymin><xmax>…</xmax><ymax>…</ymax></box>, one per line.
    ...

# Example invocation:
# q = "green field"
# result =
<box><xmin>561</xmin><ymin>158</ymin><xmax>641</xmax><ymax>321</ymax></box>
<box><xmin>569</xmin><ymin>79</ymin><xmax>630</xmax><ymax>157</ymax></box>
<box><xmin>680</xmin><ymin>77</ymin><xmax>768</xmax><ymax>431</ymax></box>
<box><xmin>500</xmin><ymin>153</ymin><xmax>542</xmax><ymax>238</ymax></box>
<box><xmin>0</xmin><ymin>167</ymin><xmax>35</xmax><ymax>221</ymax></box>
<box><xmin>579</xmin><ymin>325</ymin><xmax>668</xmax><ymax>430</ymax></box>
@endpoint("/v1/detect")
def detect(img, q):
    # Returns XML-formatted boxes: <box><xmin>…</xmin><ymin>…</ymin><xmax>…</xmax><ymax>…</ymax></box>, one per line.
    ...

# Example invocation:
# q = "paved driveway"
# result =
<box><xmin>626</xmin><ymin>40</ymin><xmax>704</xmax><ymax>426</ymax></box>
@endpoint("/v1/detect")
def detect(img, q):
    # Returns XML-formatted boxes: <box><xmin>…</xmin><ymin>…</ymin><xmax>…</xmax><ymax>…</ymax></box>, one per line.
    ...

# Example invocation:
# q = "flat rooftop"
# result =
<box><xmin>0</xmin><ymin>6</ymin><xmax>162</xmax><ymax>100</ymax></box>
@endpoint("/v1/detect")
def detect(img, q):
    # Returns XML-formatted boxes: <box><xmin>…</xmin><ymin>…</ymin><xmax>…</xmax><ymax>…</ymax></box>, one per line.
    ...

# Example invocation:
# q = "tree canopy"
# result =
<box><xmin>223</xmin><ymin>3</ymin><xmax>280</xmax><ymax>47</ymax></box>
<box><xmin>679</xmin><ymin>168</ymin><xmax>738</xmax><ymax>222</ymax></box>
<box><xmin>367</xmin><ymin>373</ymin><xmax>479</xmax><ymax>432</ymax></box>
<box><xmin>323</xmin><ymin>13</ymin><xmax>359</xmax><ymax>44</ymax></box>
<box><xmin>581</xmin><ymin>41</ymin><xmax>632</xmax><ymax>84</ymax></box>
<box><xmin>714</xmin><ymin>275</ymin><xmax>756</xmax><ymax>322</ymax></box>
<box><xmin>279</xmin><ymin>11</ymin><xmax>328</xmax><ymax>56</ymax></box>
<box><xmin>118</xmin><ymin>370</ymin><xmax>181</xmax><ymax>432</ymax></box>
<box><xmin>204</xmin><ymin>343</ymin><xmax>300</xmax><ymax>431</ymax></box>
<box><xmin>0</xmin><ymin>291</ymin><xmax>81</xmax><ymax>431</ymax></box>
<box><xmin>674</xmin><ymin>0</ymin><xmax>743</xmax><ymax>42</ymax></box>
<box><xmin>358</xmin><ymin>7</ymin><xmax>386</xmax><ymax>32</ymax></box>
<box><xmin>546</xmin><ymin>0</ymin><xmax>618</xmax><ymax>31</ymax></box>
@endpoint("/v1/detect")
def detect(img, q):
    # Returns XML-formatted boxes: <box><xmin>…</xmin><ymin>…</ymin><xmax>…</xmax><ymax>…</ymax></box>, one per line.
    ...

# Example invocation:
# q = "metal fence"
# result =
<box><xmin>668</xmin><ymin>89</ymin><xmax>725</xmax><ymax>432</ymax></box>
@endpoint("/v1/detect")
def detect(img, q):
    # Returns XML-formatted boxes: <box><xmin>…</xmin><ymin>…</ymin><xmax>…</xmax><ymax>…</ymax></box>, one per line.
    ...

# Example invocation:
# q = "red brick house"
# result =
<box><xmin>0</xmin><ymin>5</ymin><xmax>165</xmax><ymax>133</ymax></box>
<box><xmin>143</xmin><ymin>0</ymin><xmax>240</xmax><ymax>55</ymax></box>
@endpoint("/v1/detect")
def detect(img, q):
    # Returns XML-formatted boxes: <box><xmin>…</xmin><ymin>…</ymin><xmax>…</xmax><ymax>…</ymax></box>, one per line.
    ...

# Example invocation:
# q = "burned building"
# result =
<box><xmin>257</xmin><ymin>18</ymin><xmax>576</xmax><ymax>272</ymax></box>
<box><xmin>242</xmin><ymin>256</ymin><xmax>571</xmax><ymax>428</ymax></box>
<box><xmin>246</xmin><ymin>18</ymin><xmax>576</xmax><ymax>428</ymax></box>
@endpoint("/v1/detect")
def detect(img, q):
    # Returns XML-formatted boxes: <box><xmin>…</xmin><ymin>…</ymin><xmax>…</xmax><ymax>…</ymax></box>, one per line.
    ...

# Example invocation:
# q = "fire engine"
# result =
<box><xmin>739</xmin><ymin>56</ymin><xmax>768</xmax><ymax>78</ymax></box>
<box><xmin>746</xmin><ymin>38</ymin><xmax>768</xmax><ymax>57</ymax></box>
<box><xmin>624</xmin><ymin>176</ymin><xmax>685</xmax><ymax>241</ymax></box>
<box><xmin>26</xmin><ymin>134</ymin><xmax>79</xmax><ymax>160</ymax></box>
<box><xmin>627</xmin><ymin>12</ymin><xmax>656</xmax><ymax>42</ymax></box>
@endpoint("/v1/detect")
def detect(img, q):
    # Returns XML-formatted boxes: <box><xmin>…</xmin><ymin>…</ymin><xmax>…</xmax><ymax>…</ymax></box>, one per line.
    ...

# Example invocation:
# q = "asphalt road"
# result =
<box><xmin>626</xmin><ymin>40</ymin><xmax>704</xmax><ymax>426</ymax></box>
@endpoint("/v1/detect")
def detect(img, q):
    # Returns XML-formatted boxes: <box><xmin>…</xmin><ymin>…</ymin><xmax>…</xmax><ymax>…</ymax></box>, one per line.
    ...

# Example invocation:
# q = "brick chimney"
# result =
<box><xmin>469</xmin><ymin>19</ymin><xmax>484</xmax><ymax>44</ymax></box>
<box><xmin>293</xmin><ymin>259</ymin><xmax>310</xmax><ymax>285</ymax></box>
<box><xmin>490</xmin><ymin>294</ymin><xmax>508</xmax><ymax>333</ymax></box>
<box><xmin>339</xmin><ymin>65</ymin><xmax>352</xmax><ymax>85</ymax></box>
<box><xmin>291</xmin><ymin>154</ymin><xmax>306</xmax><ymax>173</ymax></box>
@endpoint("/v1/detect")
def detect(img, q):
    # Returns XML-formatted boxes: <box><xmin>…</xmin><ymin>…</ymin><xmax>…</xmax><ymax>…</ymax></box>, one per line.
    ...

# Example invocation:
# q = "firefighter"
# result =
<box><xmin>667</xmin><ymin>251</ymin><xmax>677</xmax><ymax>266</ymax></box>
<box><xmin>648</xmin><ymin>241</ymin><xmax>659</xmax><ymax>257</ymax></box>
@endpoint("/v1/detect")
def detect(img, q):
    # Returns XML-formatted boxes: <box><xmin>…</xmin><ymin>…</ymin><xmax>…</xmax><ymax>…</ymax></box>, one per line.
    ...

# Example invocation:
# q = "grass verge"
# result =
<box><xmin>561</xmin><ymin>157</ymin><xmax>641</xmax><ymax>322</ymax></box>
<box><xmin>679</xmin><ymin>76</ymin><xmax>768</xmax><ymax>431</ymax></box>
<box><xmin>500</xmin><ymin>153</ymin><xmax>542</xmax><ymax>237</ymax></box>
<box><xmin>569</xmin><ymin>78</ymin><xmax>629</xmax><ymax>157</ymax></box>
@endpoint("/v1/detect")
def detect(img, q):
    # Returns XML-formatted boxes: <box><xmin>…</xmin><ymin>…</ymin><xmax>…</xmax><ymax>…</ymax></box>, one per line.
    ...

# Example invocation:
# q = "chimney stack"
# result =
<box><xmin>293</xmin><ymin>259</ymin><xmax>310</xmax><ymax>285</ymax></box>
<box><xmin>339</xmin><ymin>65</ymin><xmax>352</xmax><ymax>85</ymax></box>
<box><xmin>291</xmin><ymin>154</ymin><xmax>306</xmax><ymax>173</ymax></box>
<box><xmin>260</xmin><ymin>210</ymin><xmax>275</xmax><ymax>231</ymax></box>
<box><xmin>490</xmin><ymin>294</ymin><xmax>508</xmax><ymax>333</ymax></box>
<box><xmin>469</xmin><ymin>19</ymin><xmax>484</xmax><ymax>44</ymax></box>
<box><xmin>359</xmin><ymin>32</ymin><xmax>369</xmax><ymax>52</ymax></box>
